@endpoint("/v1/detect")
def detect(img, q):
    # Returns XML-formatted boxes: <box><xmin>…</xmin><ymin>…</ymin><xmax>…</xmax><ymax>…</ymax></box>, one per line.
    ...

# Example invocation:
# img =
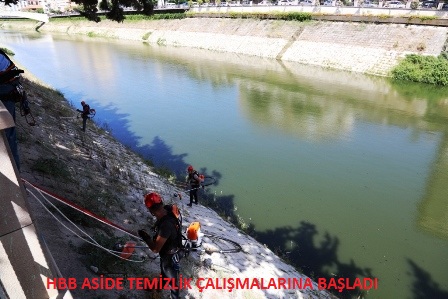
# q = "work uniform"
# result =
<box><xmin>187</xmin><ymin>170</ymin><xmax>201</xmax><ymax>206</ymax></box>
<box><xmin>153</xmin><ymin>207</ymin><xmax>181</xmax><ymax>299</ymax></box>
<box><xmin>77</xmin><ymin>102</ymin><xmax>90</xmax><ymax>132</ymax></box>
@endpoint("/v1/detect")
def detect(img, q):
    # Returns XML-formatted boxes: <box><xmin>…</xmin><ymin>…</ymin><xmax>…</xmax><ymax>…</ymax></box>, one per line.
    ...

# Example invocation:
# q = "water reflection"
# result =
<box><xmin>164</xmin><ymin>44</ymin><xmax>448</xmax><ymax>243</ymax></box>
<box><xmin>239</xmin><ymin>64</ymin><xmax>448</xmax><ymax>142</ymax></box>
<box><xmin>126</xmin><ymin>43</ymin><xmax>448</xmax><ymax>141</ymax></box>
<box><xmin>418</xmin><ymin>134</ymin><xmax>448</xmax><ymax>240</ymax></box>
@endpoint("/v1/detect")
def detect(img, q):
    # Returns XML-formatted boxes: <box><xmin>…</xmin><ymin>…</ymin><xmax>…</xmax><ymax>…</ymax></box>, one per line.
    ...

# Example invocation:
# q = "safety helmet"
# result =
<box><xmin>144</xmin><ymin>192</ymin><xmax>162</xmax><ymax>209</ymax></box>
<box><xmin>187</xmin><ymin>165</ymin><xmax>193</xmax><ymax>172</ymax></box>
<box><xmin>81</xmin><ymin>101</ymin><xmax>85</xmax><ymax>105</ymax></box>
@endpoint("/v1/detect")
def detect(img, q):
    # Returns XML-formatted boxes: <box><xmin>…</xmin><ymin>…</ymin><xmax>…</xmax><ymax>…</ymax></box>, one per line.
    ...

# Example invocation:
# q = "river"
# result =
<box><xmin>1</xmin><ymin>29</ymin><xmax>448</xmax><ymax>299</ymax></box>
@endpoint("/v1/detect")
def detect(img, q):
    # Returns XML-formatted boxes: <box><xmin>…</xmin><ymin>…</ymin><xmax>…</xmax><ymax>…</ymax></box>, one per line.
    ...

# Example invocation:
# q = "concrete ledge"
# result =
<box><xmin>0</xmin><ymin>101</ymin><xmax>14</xmax><ymax>130</ymax></box>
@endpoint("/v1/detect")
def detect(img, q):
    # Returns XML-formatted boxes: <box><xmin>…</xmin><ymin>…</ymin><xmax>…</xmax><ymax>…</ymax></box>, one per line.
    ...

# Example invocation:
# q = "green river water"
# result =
<box><xmin>1</xmin><ymin>30</ymin><xmax>447</xmax><ymax>299</ymax></box>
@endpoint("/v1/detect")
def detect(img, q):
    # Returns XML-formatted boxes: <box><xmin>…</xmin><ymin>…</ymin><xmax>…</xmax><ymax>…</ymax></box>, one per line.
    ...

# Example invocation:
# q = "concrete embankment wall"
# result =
<box><xmin>3</xmin><ymin>18</ymin><xmax>448</xmax><ymax>76</ymax></box>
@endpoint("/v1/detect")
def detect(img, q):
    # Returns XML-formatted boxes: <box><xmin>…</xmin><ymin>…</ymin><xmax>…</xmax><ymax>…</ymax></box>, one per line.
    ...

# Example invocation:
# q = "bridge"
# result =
<box><xmin>0</xmin><ymin>10</ymin><xmax>49</xmax><ymax>22</ymax></box>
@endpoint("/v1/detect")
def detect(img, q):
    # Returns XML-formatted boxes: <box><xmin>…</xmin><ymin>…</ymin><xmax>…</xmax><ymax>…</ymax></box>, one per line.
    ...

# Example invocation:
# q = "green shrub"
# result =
<box><xmin>391</xmin><ymin>54</ymin><xmax>448</xmax><ymax>86</ymax></box>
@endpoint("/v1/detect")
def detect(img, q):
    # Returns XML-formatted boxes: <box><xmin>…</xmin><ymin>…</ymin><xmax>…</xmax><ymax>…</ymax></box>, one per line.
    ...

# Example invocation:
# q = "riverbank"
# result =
<box><xmin>11</xmin><ymin>64</ymin><xmax>337</xmax><ymax>299</ymax></box>
<box><xmin>2</xmin><ymin>17</ymin><xmax>448</xmax><ymax>76</ymax></box>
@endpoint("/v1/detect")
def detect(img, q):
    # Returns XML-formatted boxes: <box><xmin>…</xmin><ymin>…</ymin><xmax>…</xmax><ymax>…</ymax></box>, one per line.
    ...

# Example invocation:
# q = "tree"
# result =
<box><xmin>0</xmin><ymin>0</ymin><xmax>156</xmax><ymax>22</ymax></box>
<box><xmin>99</xmin><ymin>0</ymin><xmax>111</xmax><ymax>11</ymax></box>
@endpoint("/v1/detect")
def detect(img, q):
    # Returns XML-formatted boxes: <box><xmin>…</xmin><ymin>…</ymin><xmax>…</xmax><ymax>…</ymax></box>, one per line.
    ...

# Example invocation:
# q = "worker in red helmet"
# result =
<box><xmin>186</xmin><ymin>165</ymin><xmax>202</xmax><ymax>207</ymax></box>
<box><xmin>138</xmin><ymin>192</ymin><xmax>180</xmax><ymax>299</ymax></box>
<box><xmin>76</xmin><ymin>100</ymin><xmax>90</xmax><ymax>132</ymax></box>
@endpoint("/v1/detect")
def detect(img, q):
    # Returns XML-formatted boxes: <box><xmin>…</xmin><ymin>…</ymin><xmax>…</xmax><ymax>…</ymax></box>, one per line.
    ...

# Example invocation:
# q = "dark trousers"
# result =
<box><xmin>160</xmin><ymin>254</ymin><xmax>179</xmax><ymax>299</ymax></box>
<box><xmin>189</xmin><ymin>187</ymin><xmax>199</xmax><ymax>205</ymax></box>
<box><xmin>2</xmin><ymin>99</ymin><xmax>20</xmax><ymax>170</ymax></box>
<box><xmin>82</xmin><ymin>116</ymin><xmax>88</xmax><ymax>131</ymax></box>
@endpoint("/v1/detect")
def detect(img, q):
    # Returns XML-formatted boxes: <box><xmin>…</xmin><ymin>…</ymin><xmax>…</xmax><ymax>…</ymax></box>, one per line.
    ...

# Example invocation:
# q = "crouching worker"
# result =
<box><xmin>138</xmin><ymin>192</ymin><xmax>181</xmax><ymax>299</ymax></box>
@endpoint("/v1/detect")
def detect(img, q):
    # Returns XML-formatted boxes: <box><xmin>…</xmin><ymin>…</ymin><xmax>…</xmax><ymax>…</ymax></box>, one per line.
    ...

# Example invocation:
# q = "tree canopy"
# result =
<box><xmin>1</xmin><ymin>0</ymin><xmax>155</xmax><ymax>23</ymax></box>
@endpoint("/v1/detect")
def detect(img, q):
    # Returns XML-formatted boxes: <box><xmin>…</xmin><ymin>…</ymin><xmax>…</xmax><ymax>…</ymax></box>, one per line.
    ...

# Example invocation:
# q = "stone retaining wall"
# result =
<box><xmin>3</xmin><ymin>18</ymin><xmax>448</xmax><ymax>76</ymax></box>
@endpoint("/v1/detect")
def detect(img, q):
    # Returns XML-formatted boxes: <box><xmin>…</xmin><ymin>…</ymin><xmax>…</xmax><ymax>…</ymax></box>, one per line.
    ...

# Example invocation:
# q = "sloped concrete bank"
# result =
<box><xmin>2</xmin><ymin>17</ymin><xmax>448</xmax><ymax>76</ymax></box>
<box><xmin>3</xmin><ymin>68</ymin><xmax>339</xmax><ymax>298</ymax></box>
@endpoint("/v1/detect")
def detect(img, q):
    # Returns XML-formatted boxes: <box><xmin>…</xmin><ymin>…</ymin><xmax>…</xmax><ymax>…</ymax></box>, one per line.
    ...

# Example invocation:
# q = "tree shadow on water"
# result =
<box><xmin>255</xmin><ymin>222</ymin><xmax>373</xmax><ymax>299</ymax></box>
<box><xmin>94</xmin><ymin>105</ymin><xmax>223</xmax><ymax>181</ymax></box>
<box><xmin>407</xmin><ymin>259</ymin><xmax>448</xmax><ymax>299</ymax></box>
<box><xmin>136</xmin><ymin>136</ymin><xmax>188</xmax><ymax>176</ymax></box>
<box><xmin>191</xmin><ymin>185</ymin><xmax>372</xmax><ymax>299</ymax></box>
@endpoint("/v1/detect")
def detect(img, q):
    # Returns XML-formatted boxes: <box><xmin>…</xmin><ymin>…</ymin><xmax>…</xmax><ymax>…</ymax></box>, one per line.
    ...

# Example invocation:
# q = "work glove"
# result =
<box><xmin>138</xmin><ymin>229</ymin><xmax>151</xmax><ymax>243</ymax></box>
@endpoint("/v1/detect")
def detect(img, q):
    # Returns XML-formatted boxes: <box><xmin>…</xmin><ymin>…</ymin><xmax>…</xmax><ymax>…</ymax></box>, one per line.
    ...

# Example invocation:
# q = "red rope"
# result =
<box><xmin>21</xmin><ymin>178</ymin><xmax>138</xmax><ymax>238</ymax></box>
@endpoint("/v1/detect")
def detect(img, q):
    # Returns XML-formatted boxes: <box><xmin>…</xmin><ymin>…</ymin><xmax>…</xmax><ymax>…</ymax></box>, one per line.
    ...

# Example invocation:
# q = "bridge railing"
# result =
<box><xmin>0</xmin><ymin>10</ymin><xmax>49</xmax><ymax>22</ymax></box>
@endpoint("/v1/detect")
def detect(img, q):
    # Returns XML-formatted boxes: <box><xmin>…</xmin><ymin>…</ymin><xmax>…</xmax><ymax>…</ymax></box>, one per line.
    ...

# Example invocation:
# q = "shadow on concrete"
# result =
<box><xmin>407</xmin><ymin>259</ymin><xmax>448</xmax><ymax>299</ymax></box>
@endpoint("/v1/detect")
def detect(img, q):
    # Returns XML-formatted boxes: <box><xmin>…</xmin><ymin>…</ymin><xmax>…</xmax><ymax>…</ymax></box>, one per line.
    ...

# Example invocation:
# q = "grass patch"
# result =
<box><xmin>391</xmin><ymin>54</ymin><xmax>448</xmax><ymax>86</ymax></box>
<box><xmin>190</xmin><ymin>11</ymin><xmax>312</xmax><ymax>21</ymax></box>
<box><xmin>31</xmin><ymin>157</ymin><xmax>71</xmax><ymax>180</ymax></box>
<box><xmin>153</xmin><ymin>165</ymin><xmax>174</xmax><ymax>179</ymax></box>
<box><xmin>76</xmin><ymin>232</ymin><xmax>151</xmax><ymax>277</ymax></box>
<box><xmin>417</xmin><ymin>15</ymin><xmax>438</xmax><ymax>21</ymax></box>
<box><xmin>143</xmin><ymin>158</ymin><xmax>154</xmax><ymax>167</ymax></box>
<box><xmin>125</xmin><ymin>13</ymin><xmax>187</xmax><ymax>21</ymax></box>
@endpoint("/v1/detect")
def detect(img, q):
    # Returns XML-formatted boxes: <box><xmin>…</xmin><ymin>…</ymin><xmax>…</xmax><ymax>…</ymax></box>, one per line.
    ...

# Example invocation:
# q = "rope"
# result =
<box><xmin>25</xmin><ymin>187</ymin><xmax>145</xmax><ymax>262</ymax></box>
<box><xmin>203</xmin><ymin>233</ymin><xmax>243</xmax><ymax>254</ymax></box>
<box><xmin>22</xmin><ymin>179</ymin><xmax>139</xmax><ymax>238</ymax></box>
<box><xmin>22</xmin><ymin>179</ymin><xmax>148</xmax><ymax>263</ymax></box>
<box><xmin>201</xmin><ymin>175</ymin><xmax>217</xmax><ymax>187</ymax></box>
<box><xmin>21</xmin><ymin>179</ymin><xmax>242</xmax><ymax>259</ymax></box>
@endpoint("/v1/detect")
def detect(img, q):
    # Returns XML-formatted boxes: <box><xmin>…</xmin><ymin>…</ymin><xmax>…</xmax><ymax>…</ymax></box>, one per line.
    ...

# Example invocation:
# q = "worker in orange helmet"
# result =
<box><xmin>138</xmin><ymin>192</ymin><xmax>180</xmax><ymax>299</ymax></box>
<box><xmin>186</xmin><ymin>165</ymin><xmax>202</xmax><ymax>207</ymax></box>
